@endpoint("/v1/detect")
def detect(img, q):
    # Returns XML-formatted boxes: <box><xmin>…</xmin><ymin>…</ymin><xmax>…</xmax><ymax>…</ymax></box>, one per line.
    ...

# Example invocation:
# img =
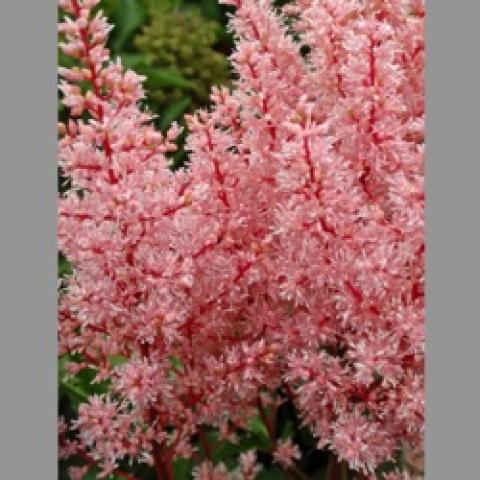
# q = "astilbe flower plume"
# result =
<box><xmin>58</xmin><ymin>0</ymin><xmax>425</xmax><ymax>478</ymax></box>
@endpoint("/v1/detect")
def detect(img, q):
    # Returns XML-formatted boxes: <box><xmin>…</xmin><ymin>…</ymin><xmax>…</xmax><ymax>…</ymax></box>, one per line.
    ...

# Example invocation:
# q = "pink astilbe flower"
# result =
<box><xmin>383</xmin><ymin>470</ymin><xmax>423</xmax><ymax>480</ymax></box>
<box><xmin>58</xmin><ymin>0</ymin><xmax>424</xmax><ymax>478</ymax></box>
<box><xmin>72</xmin><ymin>394</ymin><xmax>155</xmax><ymax>477</ymax></box>
<box><xmin>238</xmin><ymin>451</ymin><xmax>262</xmax><ymax>480</ymax></box>
<box><xmin>272</xmin><ymin>439</ymin><xmax>301</xmax><ymax>469</ymax></box>
<box><xmin>193</xmin><ymin>454</ymin><xmax>262</xmax><ymax>480</ymax></box>
<box><xmin>193</xmin><ymin>462</ymin><xmax>231</xmax><ymax>480</ymax></box>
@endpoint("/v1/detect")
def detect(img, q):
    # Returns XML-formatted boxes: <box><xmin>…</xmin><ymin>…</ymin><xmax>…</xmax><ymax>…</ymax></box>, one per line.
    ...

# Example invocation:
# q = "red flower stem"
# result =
<box><xmin>326</xmin><ymin>454</ymin><xmax>349</xmax><ymax>480</ymax></box>
<box><xmin>152</xmin><ymin>442</ymin><xmax>173</xmax><ymax>480</ymax></box>
<box><xmin>70</xmin><ymin>0</ymin><xmax>118</xmax><ymax>184</ymax></box>
<box><xmin>198</xmin><ymin>427</ymin><xmax>213</xmax><ymax>461</ymax></box>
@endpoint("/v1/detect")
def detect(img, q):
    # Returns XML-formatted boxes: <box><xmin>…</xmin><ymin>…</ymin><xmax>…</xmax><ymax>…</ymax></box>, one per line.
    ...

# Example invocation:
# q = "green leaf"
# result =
<box><xmin>58</xmin><ymin>355</ymin><xmax>111</xmax><ymax>410</ymax></box>
<box><xmin>58</xmin><ymin>253</ymin><xmax>72</xmax><ymax>277</ymax></box>
<box><xmin>169</xmin><ymin>355</ymin><xmax>185</xmax><ymax>371</ymax></box>
<box><xmin>108</xmin><ymin>354</ymin><xmax>129</xmax><ymax>367</ymax></box>
<box><xmin>60</xmin><ymin>377</ymin><xmax>90</xmax><ymax>404</ymax></box>
<box><xmin>110</xmin><ymin>0</ymin><xmax>146</xmax><ymax>54</ymax></box>
<box><xmin>172</xmin><ymin>457</ymin><xmax>194</xmax><ymax>480</ymax></box>
<box><xmin>145</xmin><ymin>68</ymin><xmax>199</xmax><ymax>91</ymax></box>
<box><xmin>58</xmin><ymin>49</ymin><xmax>77</xmax><ymax>68</ymax></box>
<box><xmin>198</xmin><ymin>0</ymin><xmax>224</xmax><ymax>22</ymax></box>
<box><xmin>279</xmin><ymin>419</ymin><xmax>295</xmax><ymax>440</ymax></box>
<box><xmin>248</xmin><ymin>416</ymin><xmax>270</xmax><ymax>441</ymax></box>
<box><xmin>297</xmin><ymin>425</ymin><xmax>318</xmax><ymax>449</ymax></box>
<box><xmin>76</xmin><ymin>367</ymin><xmax>111</xmax><ymax>395</ymax></box>
<box><xmin>206</xmin><ymin>425</ymin><xmax>274</xmax><ymax>466</ymax></box>
<box><xmin>83</xmin><ymin>467</ymin><xmax>98</xmax><ymax>480</ymax></box>
<box><xmin>257</xmin><ymin>467</ymin><xmax>288</xmax><ymax>480</ymax></box>
<box><xmin>211</xmin><ymin>439</ymin><xmax>243</xmax><ymax>464</ymax></box>
<box><xmin>159</xmin><ymin>97</ymin><xmax>192</xmax><ymax>131</ymax></box>
<box><xmin>120</xmin><ymin>53</ymin><xmax>149</xmax><ymax>70</ymax></box>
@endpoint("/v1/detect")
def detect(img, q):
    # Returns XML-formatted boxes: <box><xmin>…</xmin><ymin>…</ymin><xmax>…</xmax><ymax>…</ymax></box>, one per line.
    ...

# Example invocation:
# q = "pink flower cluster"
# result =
<box><xmin>58</xmin><ymin>0</ymin><xmax>424</xmax><ymax>478</ymax></box>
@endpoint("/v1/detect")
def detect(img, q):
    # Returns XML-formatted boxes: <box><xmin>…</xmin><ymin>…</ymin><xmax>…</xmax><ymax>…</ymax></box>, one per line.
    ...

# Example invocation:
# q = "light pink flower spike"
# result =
<box><xmin>273</xmin><ymin>439</ymin><xmax>301</xmax><ymax>469</ymax></box>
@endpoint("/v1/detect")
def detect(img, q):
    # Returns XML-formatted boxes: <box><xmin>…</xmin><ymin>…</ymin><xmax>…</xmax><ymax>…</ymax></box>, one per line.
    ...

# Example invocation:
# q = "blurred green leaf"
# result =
<box><xmin>145</xmin><ymin>68</ymin><xmax>199</xmax><ymax>91</ymax></box>
<box><xmin>257</xmin><ymin>466</ymin><xmax>288</xmax><ymax>480</ymax></box>
<box><xmin>198</xmin><ymin>0</ymin><xmax>223</xmax><ymax>22</ymax></box>
<box><xmin>108</xmin><ymin>354</ymin><xmax>129</xmax><ymax>367</ymax></box>
<box><xmin>83</xmin><ymin>467</ymin><xmax>98</xmax><ymax>480</ymax></box>
<box><xmin>211</xmin><ymin>439</ymin><xmax>244</xmax><ymax>465</ymax></box>
<box><xmin>110</xmin><ymin>0</ymin><xmax>146</xmax><ymax>54</ymax></box>
<box><xmin>76</xmin><ymin>367</ymin><xmax>111</xmax><ymax>394</ymax></box>
<box><xmin>172</xmin><ymin>457</ymin><xmax>194</xmax><ymax>480</ymax></box>
<box><xmin>159</xmin><ymin>97</ymin><xmax>192</xmax><ymax>131</ymax></box>
<box><xmin>169</xmin><ymin>355</ymin><xmax>185</xmax><ymax>371</ymax></box>
<box><xmin>58</xmin><ymin>253</ymin><xmax>72</xmax><ymax>277</ymax></box>
<box><xmin>58</xmin><ymin>49</ymin><xmax>77</xmax><ymax>68</ymax></box>
<box><xmin>297</xmin><ymin>425</ymin><xmax>318</xmax><ymax>449</ymax></box>
<box><xmin>60</xmin><ymin>377</ymin><xmax>90</xmax><ymax>405</ymax></box>
<box><xmin>279</xmin><ymin>419</ymin><xmax>295</xmax><ymax>440</ymax></box>
<box><xmin>58</xmin><ymin>355</ymin><xmax>111</xmax><ymax>411</ymax></box>
<box><xmin>248</xmin><ymin>416</ymin><xmax>270</xmax><ymax>442</ymax></box>
<box><xmin>120</xmin><ymin>52</ymin><xmax>149</xmax><ymax>70</ymax></box>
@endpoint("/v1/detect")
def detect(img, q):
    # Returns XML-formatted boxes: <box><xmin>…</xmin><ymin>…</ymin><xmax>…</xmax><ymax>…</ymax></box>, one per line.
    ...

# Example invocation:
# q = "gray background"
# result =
<box><xmin>426</xmin><ymin>1</ymin><xmax>480</xmax><ymax>478</ymax></box>
<box><xmin>0</xmin><ymin>0</ymin><xmax>478</xmax><ymax>478</ymax></box>
<box><xmin>0</xmin><ymin>1</ymin><xmax>57</xmax><ymax>478</ymax></box>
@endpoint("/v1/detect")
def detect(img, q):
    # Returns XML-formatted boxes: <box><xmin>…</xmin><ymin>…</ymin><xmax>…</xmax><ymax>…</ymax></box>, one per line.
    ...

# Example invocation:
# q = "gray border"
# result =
<box><xmin>0</xmin><ymin>0</ymin><xmax>479</xmax><ymax>479</ymax></box>
<box><xmin>426</xmin><ymin>0</ymin><xmax>480</xmax><ymax>478</ymax></box>
<box><xmin>0</xmin><ymin>0</ymin><xmax>57</xmax><ymax>478</ymax></box>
